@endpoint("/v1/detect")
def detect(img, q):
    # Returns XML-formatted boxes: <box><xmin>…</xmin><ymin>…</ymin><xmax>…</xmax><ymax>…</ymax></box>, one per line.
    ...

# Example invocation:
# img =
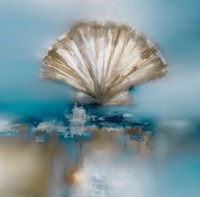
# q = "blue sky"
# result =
<box><xmin>0</xmin><ymin>0</ymin><xmax>200</xmax><ymax>119</ymax></box>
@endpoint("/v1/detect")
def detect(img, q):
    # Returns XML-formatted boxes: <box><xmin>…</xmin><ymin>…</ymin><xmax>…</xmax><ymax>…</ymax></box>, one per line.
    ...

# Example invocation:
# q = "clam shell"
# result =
<box><xmin>41</xmin><ymin>21</ymin><xmax>166</xmax><ymax>104</ymax></box>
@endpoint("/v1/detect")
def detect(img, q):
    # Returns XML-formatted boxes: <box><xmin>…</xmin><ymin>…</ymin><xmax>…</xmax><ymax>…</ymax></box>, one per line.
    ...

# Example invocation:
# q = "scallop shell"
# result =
<box><xmin>41</xmin><ymin>21</ymin><xmax>166</xmax><ymax>105</ymax></box>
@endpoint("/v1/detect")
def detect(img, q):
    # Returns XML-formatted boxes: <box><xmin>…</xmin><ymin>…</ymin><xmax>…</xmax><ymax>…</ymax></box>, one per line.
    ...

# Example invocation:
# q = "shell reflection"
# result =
<box><xmin>0</xmin><ymin>125</ymin><xmax>151</xmax><ymax>197</ymax></box>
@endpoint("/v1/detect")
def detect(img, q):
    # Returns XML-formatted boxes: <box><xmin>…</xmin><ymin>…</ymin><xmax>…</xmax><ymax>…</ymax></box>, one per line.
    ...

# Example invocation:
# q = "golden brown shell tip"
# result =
<box><xmin>41</xmin><ymin>21</ymin><xmax>167</xmax><ymax>105</ymax></box>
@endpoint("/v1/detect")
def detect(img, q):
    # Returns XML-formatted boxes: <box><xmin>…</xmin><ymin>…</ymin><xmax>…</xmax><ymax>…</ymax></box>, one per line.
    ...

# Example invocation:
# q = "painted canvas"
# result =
<box><xmin>0</xmin><ymin>0</ymin><xmax>200</xmax><ymax>197</ymax></box>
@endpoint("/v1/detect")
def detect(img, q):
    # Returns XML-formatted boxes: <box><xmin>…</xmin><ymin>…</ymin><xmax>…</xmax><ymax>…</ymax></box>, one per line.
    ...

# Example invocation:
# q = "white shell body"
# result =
<box><xmin>42</xmin><ymin>21</ymin><xmax>166</xmax><ymax>104</ymax></box>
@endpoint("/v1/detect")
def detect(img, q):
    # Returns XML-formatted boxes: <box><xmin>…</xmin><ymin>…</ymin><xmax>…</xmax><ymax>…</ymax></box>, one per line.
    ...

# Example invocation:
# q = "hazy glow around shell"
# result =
<box><xmin>41</xmin><ymin>21</ymin><xmax>167</xmax><ymax>104</ymax></box>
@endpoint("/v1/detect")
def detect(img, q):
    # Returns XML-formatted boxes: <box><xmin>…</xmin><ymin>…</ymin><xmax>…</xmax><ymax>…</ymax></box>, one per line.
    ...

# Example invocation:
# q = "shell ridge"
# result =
<box><xmin>104</xmin><ymin>25</ymin><xmax>122</xmax><ymax>82</ymax></box>
<box><xmin>95</xmin><ymin>24</ymin><xmax>107</xmax><ymax>97</ymax></box>
<box><xmin>43</xmin><ymin>51</ymin><xmax>83</xmax><ymax>84</ymax></box>
<box><xmin>106</xmin><ymin>28</ymin><xmax>139</xmax><ymax>89</ymax></box>
<box><xmin>70</xmin><ymin>32</ymin><xmax>96</xmax><ymax>91</ymax></box>
<box><xmin>71</xmin><ymin>28</ymin><xmax>98</xmax><ymax>96</ymax></box>
<box><xmin>106</xmin><ymin>54</ymin><xmax>166</xmax><ymax>98</ymax></box>
<box><xmin>42</xmin><ymin>63</ymin><xmax>85</xmax><ymax>92</ymax></box>
<box><xmin>109</xmin><ymin>57</ymin><xmax>166</xmax><ymax>95</ymax></box>
<box><xmin>102</xmin><ymin>28</ymin><xmax>113</xmax><ymax>90</ymax></box>
<box><xmin>76</xmin><ymin>29</ymin><xmax>100</xmax><ymax>98</ymax></box>
<box><xmin>63</xmin><ymin>37</ymin><xmax>95</xmax><ymax>93</ymax></box>
<box><xmin>56</xmin><ymin>47</ymin><xmax>93</xmax><ymax>92</ymax></box>
<box><xmin>48</xmin><ymin>44</ymin><xmax>95</xmax><ymax>95</ymax></box>
<box><xmin>105</xmin><ymin>27</ymin><xmax>132</xmax><ymax>90</ymax></box>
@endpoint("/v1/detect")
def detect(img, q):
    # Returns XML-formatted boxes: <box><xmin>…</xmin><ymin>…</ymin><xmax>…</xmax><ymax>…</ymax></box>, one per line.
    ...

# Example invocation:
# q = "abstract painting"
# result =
<box><xmin>0</xmin><ymin>0</ymin><xmax>200</xmax><ymax>197</ymax></box>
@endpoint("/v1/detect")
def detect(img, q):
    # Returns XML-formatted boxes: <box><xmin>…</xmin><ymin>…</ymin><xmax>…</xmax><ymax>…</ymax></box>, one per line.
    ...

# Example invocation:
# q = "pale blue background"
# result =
<box><xmin>0</xmin><ymin>0</ymin><xmax>200</xmax><ymax>119</ymax></box>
